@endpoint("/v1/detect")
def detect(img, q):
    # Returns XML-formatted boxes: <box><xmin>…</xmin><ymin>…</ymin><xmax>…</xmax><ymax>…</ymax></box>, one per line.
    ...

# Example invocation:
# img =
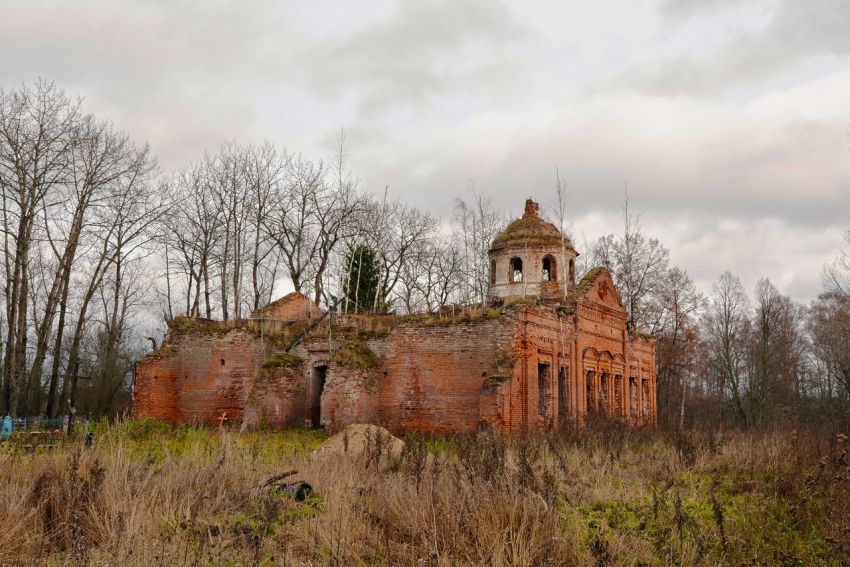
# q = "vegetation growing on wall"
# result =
<box><xmin>331</xmin><ymin>341</ymin><xmax>380</xmax><ymax>370</ymax></box>
<box><xmin>565</xmin><ymin>266</ymin><xmax>606</xmax><ymax>306</ymax></box>
<box><xmin>261</xmin><ymin>353</ymin><xmax>304</xmax><ymax>370</ymax></box>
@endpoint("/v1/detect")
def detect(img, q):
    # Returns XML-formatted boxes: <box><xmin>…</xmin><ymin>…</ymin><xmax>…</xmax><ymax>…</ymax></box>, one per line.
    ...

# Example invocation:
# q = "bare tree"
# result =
<box><xmin>309</xmin><ymin>133</ymin><xmax>364</xmax><ymax>306</ymax></box>
<box><xmin>166</xmin><ymin>163</ymin><xmax>223</xmax><ymax>318</ymax></box>
<box><xmin>652</xmin><ymin>267</ymin><xmax>705</xmax><ymax>429</ymax></box>
<box><xmin>745</xmin><ymin>278</ymin><xmax>804</xmax><ymax>425</ymax></box>
<box><xmin>0</xmin><ymin>81</ymin><xmax>80</xmax><ymax>414</ymax></box>
<box><xmin>453</xmin><ymin>186</ymin><xmax>506</xmax><ymax>305</ymax></box>
<box><xmin>38</xmin><ymin>117</ymin><xmax>155</xmax><ymax>416</ymax></box>
<box><xmin>808</xmin><ymin>291</ymin><xmax>850</xmax><ymax>409</ymax></box>
<box><xmin>265</xmin><ymin>154</ymin><xmax>325</xmax><ymax>297</ymax></box>
<box><xmin>589</xmin><ymin>195</ymin><xmax>670</xmax><ymax>332</ymax></box>
<box><xmin>823</xmin><ymin>229</ymin><xmax>850</xmax><ymax>297</ymax></box>
<box><xmin>703</xmin><ymin>272</ymin><xmax>754</xmax><ymax>426</ymax></box>
<box><xmin>362</xmin><ymin>197</ymin><xmax>437</xmax><ymax>313</ymax></box>
<box><xmin>551</xmin><ymin>168</ymin><xmax>572</xmax><ymax>301</ymax></box>
<box><xmin>245</xmin><ymin>142</ymin><xmax>288</xmax><ymax>312</ymax></box>
<box><xmin>383</xmin><ymin>227</ymin><xmax>465</xmax><ymax>315</ymax></box>
<box><xmin>208</xmin><ymin>143</ymin><xmax>249</xmax><ymax>321</ymax></box>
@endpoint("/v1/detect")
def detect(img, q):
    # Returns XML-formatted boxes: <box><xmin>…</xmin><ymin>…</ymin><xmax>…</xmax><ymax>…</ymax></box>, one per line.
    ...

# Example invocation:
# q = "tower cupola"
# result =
<box><xmin>487</xmin><ymin>198</ymin><xmax>578</xmax><ymax>303</ymax></box>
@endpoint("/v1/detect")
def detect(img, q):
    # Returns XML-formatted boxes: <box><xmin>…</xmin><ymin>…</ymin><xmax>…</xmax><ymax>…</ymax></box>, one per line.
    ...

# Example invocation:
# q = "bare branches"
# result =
<box><xmin>589</xmin><ymin>196</ymin><xmax>670</xmax><ymax>332</ymax></box>
<box><xmin>453</xmin><ymin>186</ymin><xmax>506</xmax><ymax>306</ymax></box>
<box><xmin>823</xmin><ymin>229</ymin><xmax>850</xmax><ymax>297</ymax></box>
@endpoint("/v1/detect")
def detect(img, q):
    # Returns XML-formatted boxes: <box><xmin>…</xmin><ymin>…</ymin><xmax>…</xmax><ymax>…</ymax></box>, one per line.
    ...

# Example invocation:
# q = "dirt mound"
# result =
<box><xmin>312</xmin><ymin>423</ymin><xmax>405</xmax><ymax>461</ymax></box>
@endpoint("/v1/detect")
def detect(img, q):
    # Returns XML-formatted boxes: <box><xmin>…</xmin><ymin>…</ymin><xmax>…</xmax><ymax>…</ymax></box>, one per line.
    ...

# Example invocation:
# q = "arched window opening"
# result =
<box><xmin>569</xmin><ymin>259</ymin><xmax>575</xmax><ymax>283</ymax></box>
<box><xmin>542</xmin><ymin>255</ymin><xmax>557</xmax><ymax>281</ymax></box>
<box><xmin>490</xmin><ymin>259</ymin><xmax>497</xmax><ymax>285</ymax></box>
<box><xmin>510</xmin><ymin>257</ymin><xmax>523</xmax><ymax>282</ymax></box>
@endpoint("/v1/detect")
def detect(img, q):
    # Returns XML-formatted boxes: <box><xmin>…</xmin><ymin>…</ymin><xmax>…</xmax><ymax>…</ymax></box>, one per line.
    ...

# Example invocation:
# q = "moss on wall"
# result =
<box><xmin>261</xmin><ymin>352</ymin><xmax>304</xmax><ymax>369</ymax></box>
<box><xmin>331</xmin><ymin>341</ymin><xmax>380</xmax><ymax>370</ymax></box>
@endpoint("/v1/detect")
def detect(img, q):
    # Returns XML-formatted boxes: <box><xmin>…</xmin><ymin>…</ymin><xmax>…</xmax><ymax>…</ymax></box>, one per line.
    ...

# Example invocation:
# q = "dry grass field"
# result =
<box><xmin>1</xmin><ymin>419</ymin><xmax>848</xmax><ymax>566</ymax></box>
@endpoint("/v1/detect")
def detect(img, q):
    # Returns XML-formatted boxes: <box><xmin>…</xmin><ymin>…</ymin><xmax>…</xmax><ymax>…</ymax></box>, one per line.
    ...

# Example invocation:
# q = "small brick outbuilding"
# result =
<box><xmin>252</xmin><ymin>291</ymin><xmax>322</xmax><ymax>322</ymax></box>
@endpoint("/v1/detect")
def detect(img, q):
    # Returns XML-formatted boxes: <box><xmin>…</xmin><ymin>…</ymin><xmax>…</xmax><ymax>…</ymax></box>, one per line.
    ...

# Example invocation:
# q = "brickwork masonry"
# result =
<box><xmin>133</xmin><ymin>268</ymin><xmax>656</xmax><ymax>433</ymax></box>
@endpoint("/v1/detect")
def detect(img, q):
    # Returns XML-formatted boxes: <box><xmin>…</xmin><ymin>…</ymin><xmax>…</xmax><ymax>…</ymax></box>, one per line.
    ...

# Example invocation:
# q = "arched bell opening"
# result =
<box><xmin>509</xmin><ymin>257</ymin><xmax>523</xmax><ymax>283</ymax></box>
<box><xmin>542</xmin><ymin>255</ymin><xmax>557</xmax><ymax>282</ymax></box>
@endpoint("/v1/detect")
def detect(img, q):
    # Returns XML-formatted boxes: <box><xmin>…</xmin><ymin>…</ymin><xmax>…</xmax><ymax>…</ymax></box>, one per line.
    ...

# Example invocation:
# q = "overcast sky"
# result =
<box><xmin>2</xmin><ymin>0</ymin><xmax>849</xmax><ymax>303</ymax></box>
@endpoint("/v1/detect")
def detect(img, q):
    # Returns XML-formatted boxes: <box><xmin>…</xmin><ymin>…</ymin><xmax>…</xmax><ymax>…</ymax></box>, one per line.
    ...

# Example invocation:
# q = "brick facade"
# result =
<box><xmin>132</xmin><ymin>329</ymin><xmax>262</xmax><ymax>426</ymax></box>
<box><xmin>132</xmin><ymin>199</ymin><xmax>656</xmax><ymax>433</ymax></box>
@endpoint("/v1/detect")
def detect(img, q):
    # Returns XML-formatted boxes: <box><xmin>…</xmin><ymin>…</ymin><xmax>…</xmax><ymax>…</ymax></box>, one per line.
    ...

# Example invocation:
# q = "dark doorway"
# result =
<box><xmin>310</xmin><ymin>365</ymin><xmax>327</xmax><ymax>428</ymax></box>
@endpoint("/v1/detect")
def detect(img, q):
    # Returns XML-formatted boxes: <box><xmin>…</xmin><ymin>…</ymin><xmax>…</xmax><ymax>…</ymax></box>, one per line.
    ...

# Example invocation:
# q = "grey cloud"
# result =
<box><xmin>658</xmin><ymin>0</ymin><xmax>763</xmax><ymax>22</ymax></box>
<box><xmin>375</xmin><ymin>111</ymin><xmax>849</xmax><ymax>232</ymax></box>
<box><xmin>284</xmin><ymin>0</ymin><xmax>533</xmax><ymax>113</ymax></box>
<box><xmin>618</xmin><ymin>0</ymin><xmax>850</xmax><ymax>96</ymax></box>
<box><xmin>0</xmin><ymin>0</ymin><xmax>846</xmax><ymax>304</ymax></box>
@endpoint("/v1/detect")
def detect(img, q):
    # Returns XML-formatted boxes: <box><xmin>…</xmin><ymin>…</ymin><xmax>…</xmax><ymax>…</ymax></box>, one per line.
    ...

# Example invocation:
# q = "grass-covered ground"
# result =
<box><xmin>0</xmin><ymin>419</ymin><xmax>848</xmax><ymax>565</ymax></box>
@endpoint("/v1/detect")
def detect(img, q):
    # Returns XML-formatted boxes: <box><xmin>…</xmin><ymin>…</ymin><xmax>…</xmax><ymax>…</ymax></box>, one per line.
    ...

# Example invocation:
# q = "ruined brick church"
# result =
<box><xmin>132</xmin><ymin>199</ymin><xmax>656</xmax><ymax>434</ymax></box>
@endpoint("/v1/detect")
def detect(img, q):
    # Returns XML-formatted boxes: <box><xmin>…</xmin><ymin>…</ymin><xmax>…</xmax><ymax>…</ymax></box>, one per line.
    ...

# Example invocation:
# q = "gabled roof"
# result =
<box><xmin>253</xmin><ymin>291</ymin><xmax>323</xmax><ymax>320</ymax></box>
<box><xmin>261</xmin><ymin>291</ymin><xmax>310</xmax><ymax>309</ymax></box>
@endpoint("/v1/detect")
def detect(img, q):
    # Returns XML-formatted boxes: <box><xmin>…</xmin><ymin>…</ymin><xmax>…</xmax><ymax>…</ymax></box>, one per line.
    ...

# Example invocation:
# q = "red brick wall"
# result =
<box><xmin>133</xmin><ymin>330</ymin><xmax>263</xmax><ymax>426</ymax></box>
<box><xmin>243</xmin><ymin>364</ymin><xmax>307</xmax><ymax>429</ymax></box>
<box><xmin>313</xmin><ymin>318</ymin><xmax>517</xmax><ymax>435</ymax></box>
<box><xmin>498</xmin><ymin>306</ymin><xmax>573</xmax><ymax>432</ymax></box>
<box><xmin>135</xmin><ymin>285</ymin><xmax>656</xmax><ymax>434</ymax></box>
<box><xmin>321</xmin><ymin>365</ymin><xmax>378</xmax><ymax>431</ymax></box>
<box><xmin>257</xmin><ymin>292</ymin><xmax>322</xmax><ymax>321</ymax></box>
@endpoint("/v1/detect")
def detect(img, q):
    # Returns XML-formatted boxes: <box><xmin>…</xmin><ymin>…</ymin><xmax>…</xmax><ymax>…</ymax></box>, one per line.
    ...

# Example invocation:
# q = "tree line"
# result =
<box><xmin>1</xmin><ymin>80</ymin><xmax>847</xmax><ymax>429</ymax></box>
<box><xmin>589</xmin><ymin>201</ymin><xmax>850</xmax><ymax>430</ymax></box>
<box><xmin>0</xmin><ymin>81</ymin><xmax>503</xmax><ymax>417</ymax></box>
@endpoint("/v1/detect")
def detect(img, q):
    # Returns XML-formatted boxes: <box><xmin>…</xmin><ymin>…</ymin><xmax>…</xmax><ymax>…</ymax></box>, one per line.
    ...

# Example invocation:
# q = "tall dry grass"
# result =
<box><xmin>0</xmin><ymin>419</ymin><xmax>847</xmax><ymax>565</ymax></box>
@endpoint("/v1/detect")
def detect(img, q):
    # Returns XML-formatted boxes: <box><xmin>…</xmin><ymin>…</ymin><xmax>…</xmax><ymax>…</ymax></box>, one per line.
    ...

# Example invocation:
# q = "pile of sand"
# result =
<box><xmin>311</xmin><ymin>423</ymin><xmax>405</xmax><ymax>461</ymax></box>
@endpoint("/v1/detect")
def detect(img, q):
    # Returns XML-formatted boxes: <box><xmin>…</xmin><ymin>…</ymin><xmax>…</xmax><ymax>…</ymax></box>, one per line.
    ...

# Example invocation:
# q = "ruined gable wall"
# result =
<box><xmin>260</xmin><ymin>293</ymin><xmax>322</xmax><ymax>321</ymax></box>
<box><xmin>133</xmin><ymin>329</ymin><xmax>264</xmax><ymax>425</ymax></box>
<box><xmin>569</xmin><ymin>270</ymin><xmax>658</xmax><ymax>424</ymax></box>
<box><xmin>575</xmin><ymin>297</ymin><xmax>628</xmax><ymax>375</ymax></box>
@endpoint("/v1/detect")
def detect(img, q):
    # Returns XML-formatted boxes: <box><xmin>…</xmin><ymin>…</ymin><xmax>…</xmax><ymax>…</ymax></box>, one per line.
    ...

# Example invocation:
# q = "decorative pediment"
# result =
<box><xmin>572</xmin><ymin>267</ymin><xmax>625</xmax><ymax>313</ymax></box>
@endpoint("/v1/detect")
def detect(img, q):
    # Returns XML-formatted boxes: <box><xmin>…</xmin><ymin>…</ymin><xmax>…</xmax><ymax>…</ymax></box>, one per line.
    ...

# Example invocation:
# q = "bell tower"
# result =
<box><xmin>488</xmin><ymin>198</ymin><xmax>577</xmax><ymax>304</ymax></box>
